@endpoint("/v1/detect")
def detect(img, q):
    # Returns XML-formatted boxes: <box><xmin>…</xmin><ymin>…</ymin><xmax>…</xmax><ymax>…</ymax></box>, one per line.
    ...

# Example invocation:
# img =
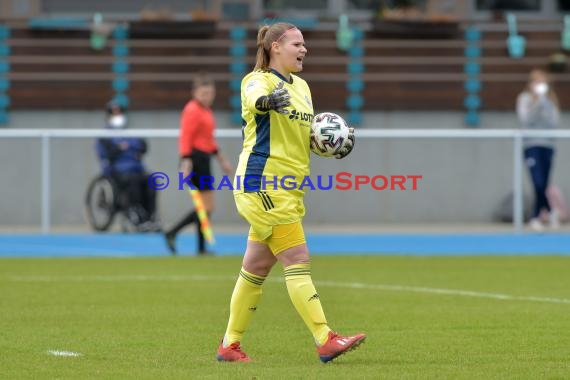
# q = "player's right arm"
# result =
<box><xmin>242</xmin><ymin>74</ymin><xmax>291</xmax><ymax>115</ymax></box>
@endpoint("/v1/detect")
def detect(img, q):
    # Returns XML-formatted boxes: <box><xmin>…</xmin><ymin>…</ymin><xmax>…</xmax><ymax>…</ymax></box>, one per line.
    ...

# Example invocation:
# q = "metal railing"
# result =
<box><xmin>0</xmin><ymin>128</ymin><xmax>569</xmax><ymax>233</ymax></box>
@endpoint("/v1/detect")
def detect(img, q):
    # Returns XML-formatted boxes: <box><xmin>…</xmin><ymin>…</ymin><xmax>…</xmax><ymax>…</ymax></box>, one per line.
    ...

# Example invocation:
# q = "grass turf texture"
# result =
<box><xmin>1</xmin><ymin>256</ymin><xmax>570</xmax><ymax>379</ymax></box>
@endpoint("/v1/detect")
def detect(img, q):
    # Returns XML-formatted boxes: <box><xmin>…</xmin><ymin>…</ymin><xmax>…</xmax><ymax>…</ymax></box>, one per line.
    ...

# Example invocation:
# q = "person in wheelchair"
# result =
<box><xmin>94</xmin><ymin>101</ymin><xmax>160</xmax><ymax>232</ymax></box>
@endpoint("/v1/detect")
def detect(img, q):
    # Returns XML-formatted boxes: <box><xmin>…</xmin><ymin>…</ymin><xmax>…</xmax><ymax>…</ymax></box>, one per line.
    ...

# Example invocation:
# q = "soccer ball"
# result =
<box><xmin>310</xmin><ymin>112</ymin><xmax>350</xmax><ymax>158</ymax></box>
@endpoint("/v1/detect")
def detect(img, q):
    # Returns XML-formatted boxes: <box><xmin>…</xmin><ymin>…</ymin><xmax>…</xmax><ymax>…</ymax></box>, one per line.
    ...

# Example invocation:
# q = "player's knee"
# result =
<box><xmin>276</xmin><ymin>244</ymin><xmax>310</xmax><ymax>267</ymax></box>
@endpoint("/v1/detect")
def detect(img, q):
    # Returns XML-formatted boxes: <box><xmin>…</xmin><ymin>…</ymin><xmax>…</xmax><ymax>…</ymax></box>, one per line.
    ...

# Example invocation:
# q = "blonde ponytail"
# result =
<box><xmin>253</xmin><ymin>22</ymin><xmax>297</xmax><ymax>71</ymax></box>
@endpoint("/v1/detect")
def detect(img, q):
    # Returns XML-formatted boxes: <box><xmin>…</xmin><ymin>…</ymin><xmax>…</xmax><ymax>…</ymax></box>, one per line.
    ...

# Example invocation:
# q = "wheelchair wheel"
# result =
<box><xmin>85</xmin><ymin>176</ymin><xmax>118</xmax><ymax>231</ymax></box>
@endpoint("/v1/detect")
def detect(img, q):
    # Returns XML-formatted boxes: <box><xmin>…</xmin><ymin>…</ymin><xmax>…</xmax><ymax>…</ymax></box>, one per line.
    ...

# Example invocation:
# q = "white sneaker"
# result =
<box><xmin>549</xmin><ymin>209</ymin><xmax>560</xmax><ymax>230</ymax></box>
<box><xmin>529</xmin><ymin>218</ymin><xmax>544</xmax><ymax>232</ymax></box>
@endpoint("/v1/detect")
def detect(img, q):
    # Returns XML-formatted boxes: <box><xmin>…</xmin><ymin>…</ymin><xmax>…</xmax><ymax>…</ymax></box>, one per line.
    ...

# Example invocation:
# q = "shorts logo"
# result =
<box><xmin>308</xmin><ymin>293</ymin><xmax>320</xmax><ymax>302</ymax></box>
<box><xmin>256</xmin><ymin>191</ymin><xmax>275</xmax><ymax>211</ymax></box>
<box><xmin>288</xmin><ymin>109</ymin><xmax>314</xmax><ymax>122</ymax></box>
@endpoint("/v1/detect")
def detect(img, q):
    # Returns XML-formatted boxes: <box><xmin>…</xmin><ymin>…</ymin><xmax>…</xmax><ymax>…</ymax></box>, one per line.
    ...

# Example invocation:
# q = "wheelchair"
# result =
<box><xmin>84</xmin><ymin>174</ymin><xmax>160</xmax><ymax>232</ymax></box>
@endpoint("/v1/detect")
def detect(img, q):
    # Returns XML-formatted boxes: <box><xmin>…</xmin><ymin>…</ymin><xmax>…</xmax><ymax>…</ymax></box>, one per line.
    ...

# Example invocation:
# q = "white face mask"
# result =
<box><xmin>109</xmin><ymin>115</ymin><xmax>127</xmax><ymax>129</ymax></box>
<box><xmin>533</xmin><ymin>83</ymin><xmax>548</xmax><ymax>96</ymax></box>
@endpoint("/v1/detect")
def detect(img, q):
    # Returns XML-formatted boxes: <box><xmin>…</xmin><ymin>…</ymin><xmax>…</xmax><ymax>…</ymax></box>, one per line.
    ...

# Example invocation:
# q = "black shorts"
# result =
<box><xmin>186</xmin><ymin>150</ymin><xmax>213</xmax><ymax>191</ymax></box>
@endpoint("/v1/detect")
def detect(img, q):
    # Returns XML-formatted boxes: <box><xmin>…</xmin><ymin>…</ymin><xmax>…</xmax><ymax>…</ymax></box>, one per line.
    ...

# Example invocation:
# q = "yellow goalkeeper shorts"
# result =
<box><xmin>234</xmin><ymin>191</ymin><xmax>306</xmax><ymax>254</ymax></box>
<box><xmin>247</xmin><ymin>221</ymin><xmax>306</xmax><ymax>255</ymax></box>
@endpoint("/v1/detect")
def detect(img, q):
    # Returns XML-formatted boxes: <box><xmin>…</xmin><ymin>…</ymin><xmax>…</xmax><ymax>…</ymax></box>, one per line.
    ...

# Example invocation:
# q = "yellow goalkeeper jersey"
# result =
<box><xmin>234</xmin><ymin>69</ymin><xmax>314</xmax><ymax>197</ymax></box>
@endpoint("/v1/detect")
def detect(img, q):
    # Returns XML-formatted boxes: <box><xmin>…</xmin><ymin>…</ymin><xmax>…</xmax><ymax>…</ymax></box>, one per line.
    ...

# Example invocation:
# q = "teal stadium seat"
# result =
<box><xmin>464</xmin><ymin>94</ymin><xmax>481</xmax><ymax>110</ymax></box>
<box><xmin>347</xmin><ymin>94</ymin><xmax>363</xmax><ymax>109</ymax></box>
<box><xmin>112</xmin><ymin>45</ymin><xmax>129</xmax><ymax>57</ymax></box>
<box><xmin>347</xmin><ymin>79</ymin><xmax>364</xmax><ymax>92</ymax></box>
<box><xmin>112</xmin><ymin>61</ymin><xmax>129</xmax><ymax>74</ymax></box>
<box><xmin>112</xmin><ymin>78</ymin><xmax>129</xmax><ymax>92</ymax></box>
<box><xmin>464</xmin><ymin>79</ymin><xmax>481</xmax><ymax>93</ymax></box>
<box><xmin>464</xmin><ymin>62</ymin><xmax>481</xmax><ymax>75</ymax></box>
<box><xmin>0</xmin><ymin>79</ymin><xmax>9</xmax><ymax>91</ymax></box>
<box><xmin>0</xmin><ymin>94</ymin><xmax>10</xmax><ymax>108</ymax></box>
<box><xmin>464</xmin><ymin>46</ymin><xmax>481</xmax><ymax>59</ymax></box>
<box><xmin>230</xmin><ymin>27</ymin><xmax>246</xmax><ymax>40</ymax></box>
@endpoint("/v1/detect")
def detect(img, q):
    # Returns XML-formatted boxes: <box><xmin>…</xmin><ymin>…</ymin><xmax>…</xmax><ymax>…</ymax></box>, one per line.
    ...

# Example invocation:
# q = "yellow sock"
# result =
<box><xmin>284</xmin><ymin>264</ymin><xmax>331</xmax><ymax>345</ymax></box>
<box><xmin>223</xmin><ymin>268</ymin><xmax>265</xmax><ymax>347</ymax></box>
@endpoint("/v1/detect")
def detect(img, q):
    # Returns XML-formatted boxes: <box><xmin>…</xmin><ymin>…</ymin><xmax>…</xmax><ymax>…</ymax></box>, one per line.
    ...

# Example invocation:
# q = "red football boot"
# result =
<box><xmin>216</xmin><ymin>341</ymin><xmax>251</xmax><ymax>362</ymax></box>
<box><xmin>317</xmin><ymin>331</ymin><xmax>366</xmax><ymax>363</ymax></box>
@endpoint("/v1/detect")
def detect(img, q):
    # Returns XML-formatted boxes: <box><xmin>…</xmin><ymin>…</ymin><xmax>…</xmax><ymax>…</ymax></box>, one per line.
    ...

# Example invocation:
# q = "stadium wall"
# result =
<box><xmin>2</xmin><ymin>110</ymin><xmax>570</xmax><ymax>229</ymax></box>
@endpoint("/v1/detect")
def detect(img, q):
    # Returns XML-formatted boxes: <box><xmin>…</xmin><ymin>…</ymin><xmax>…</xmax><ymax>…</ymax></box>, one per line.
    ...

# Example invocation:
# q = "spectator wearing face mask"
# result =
<box><xmin>516</xmin><ymin>69</ymin><xmax>561</xmax><ymax>231</ymax></box>
<box><xmin>95</xmin><ymin>101</ymin><xmax>159</xmax><ymax>231</ymax></box>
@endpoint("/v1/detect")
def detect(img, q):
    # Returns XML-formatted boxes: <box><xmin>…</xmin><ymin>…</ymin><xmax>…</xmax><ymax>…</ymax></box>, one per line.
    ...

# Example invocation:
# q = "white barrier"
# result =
<box><xmin>2</xmin><ymin>128</ymin><xmax>569</xmax><ymax>234</ymax></box>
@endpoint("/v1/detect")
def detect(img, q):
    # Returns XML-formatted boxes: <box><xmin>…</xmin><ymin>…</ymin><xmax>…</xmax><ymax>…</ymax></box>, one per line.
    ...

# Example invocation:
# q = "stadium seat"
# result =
<box><xmin>0</xmin><ymin>26</ymin><xmax>10</xmax><ymax>39</ymax></box>
<box><xmin>0</xmin><ymin>94</ymin><xmax>10</xmax><ymax>108</ymax></box>
<box><xmin>112</xmin><ymin>26</ymin><xmax>129</xmax><ymax>40</ymax></box>
<box><xmin>464</xmin><ymin>27</ymin><xmax>481</xmax><ymax>42</ymax></box>
<box><xmin>230</xmin><ymin>44</ymin><xmax>247</xmax><ymax>57</ymax></box>
<box><xmin>347</xmin><ymin>94</ymin><xmax>364</xmax><ymax>109</ymax></box>
<box><xmin>0</xmin><ymin>44</ymin><xmax>10</xmax><ymax>57</ymax></box>
<box><xmin>464</xmin><ymin>62</ymin><xmax>481</xmax><ymax>75</ymax></box>
<box><xmin>464</xmin><ymin>46</ymin><xmax>481</xmax><ymax>59</ymax></box>
<box><xmin>0</xmin><ymin>78</ymin><xmax>9</xmax><ymax>91</ymax></box>
<box><xmin>464</xmin><ymin>94</ymin><xmax>481</xmax><ymax>110</ymax></box>
<box><xmin>347</xmin><ymin>79</ymin><xmax>364</xmax><ymax>92</ymax></box>
<box><xmin>112</xmin><ymin>77</ymin><xmax>129</xmax><ymax>92</ymax></box>
<box><xmin>464</xmin><ymin>79</ymin><xmax>481</xmax><ymax>93</ymax></box>
<box><xmin>112</xmin><ymin>45</ymin><xmax>129</xmax><ymax>57</ymax></box>
<box><xmin>230</xmin><ymin>27</ymin><xmax>246</xmax><ymax>41</ymax></box>
<box><xmin>112</xmin><ymin>61</ymin><xmax>129</xmax><ymax>74</ymax></box>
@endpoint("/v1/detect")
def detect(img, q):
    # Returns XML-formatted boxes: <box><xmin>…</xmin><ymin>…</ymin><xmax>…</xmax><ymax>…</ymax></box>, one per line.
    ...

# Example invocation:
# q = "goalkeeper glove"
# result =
<box><xmin>255</xmin><ymin>82</ymin><xmax>291</xmax><ymax>115</ymax></box>
<box><xmin>335</xmin><ymin>127</ymin><xmax>355</xmax><ymax>159</ymax></box>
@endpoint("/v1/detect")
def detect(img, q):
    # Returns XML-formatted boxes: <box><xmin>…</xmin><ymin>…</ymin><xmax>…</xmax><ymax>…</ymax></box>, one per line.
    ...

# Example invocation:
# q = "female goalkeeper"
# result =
<box><xmin>216</xmin><ymin>22</ymin><xmax>364</xmax><ymax>363</ymax></box>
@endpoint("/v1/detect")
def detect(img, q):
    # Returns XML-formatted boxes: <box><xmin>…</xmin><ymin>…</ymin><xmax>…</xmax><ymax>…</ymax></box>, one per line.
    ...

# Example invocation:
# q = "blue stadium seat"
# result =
<box><xmin>464</xmin><ymin>27</ymin><xmax>481</xmax><ymax>42</ymax></box>
<box><xmin>464</xmin><ymin>46</ymin><xmax>481</xmax><ymax>59</ymax></box>
<box><xmin>464</xmin><ymin>62</ymin><xmax>481</xmax><ymax>75</ymax></box>
<box><xmin>348</xmin><ymin>46</ymin><xmax>364</xmax><ymax>58</ymax></box>
<box><xmin>230</xmin><ymin>44</ymin><xmax>246</xmax><ymax>57</ymax></box>
<box><xmin>230</xmin><ymin>27</ymin><xmax>246</xmax><ymax>40</ymax></box>
<box><xmin>465</xmin><ymin>110</ymin><xmax>480</xmax><ymax>126</ymax></box>
<box><xmin>346</xmin><ymin>79</ymin><xmax>364</xmax><ymax>92</ymax></box>
<box><xmin>230</xmin><ymin>95</ymin><xmax>241</xmax><ymax>109</ymax></box>
<box><xmin>347</xmin><ymin>111</ymin><xmax>363</xmax><ymax>126</ymax></box>
<box><xmin>230</xmin><ymin>79</ymin><xmax>241</xmax><ymax>91</ymax></box>
<box><xmin>348</xmin><ymin>62</ymin><xmax>364</xmax><ymax>75</ymax></box>
<box><xmin>464</xmin><ymin>79</ymin><xmax>481</xmax><ymax>93</ymax></box>
<box><xmin>0</xmin><ymin>44</ymin><xmax>10</xmax><ymax>57</ymax></box>
<box><xmin>112</xmin><ymin>26</ymin><xmax>129</xmax><ymax>40</ymax></box>
<box><xmin>0</xmin><ymin>61</ymin><xmax>9</xmax><ymax>73</ymax></box>
<box><xmin>347</xmin><ymin>94</ymin><xmax>363</xmax><ymax>109</ymax></box>
<box><xmin>464</xmin><ymin>94</ymin><xmax>481</xmax><ymax>110</ymax></box>
<box><xmin>231</xmin><ymin>111</ymin><xmax>243</xmax><ymax>125</ymax></box>
<box><xmin>112</xmin><ymin>61</ymin><xmax>129</xmax><ymax>74</ymax></box>
<box><xmin>112</xmin><ymin>45</ymin><xmax>129</xmax><ymax>57</ymax></box>
<box><xmin>352</xmin><ymin>27</ymin><xmax>364</xmax><ymax>41</ymax></box>
<box><xmin>112</xmin><ymin>77</ymin><xmax>129</xmax><ymax>92</ymax></box>
<box><xmin>0</xmin><ymin>78</ymin><xmax>9</xmax><ymax>91</ymax></box>
<box><xmin>230</xmin><ymin>61</ymin><xmax>247</xmax><ymax>73</ymax></box>
<box><xmin>0</xmin><ymin>111</ymin><xmax>8</xmax><ymax>125</ymax></box>
<box><xmin>0</xmin><ymin>26</ymin><xmax>10</xmax><ymax>39</ymax></box>
<box><xmin>0</xmin><ymin>94</ymin><xmax>10</xmax><ymax>108</ymax></box>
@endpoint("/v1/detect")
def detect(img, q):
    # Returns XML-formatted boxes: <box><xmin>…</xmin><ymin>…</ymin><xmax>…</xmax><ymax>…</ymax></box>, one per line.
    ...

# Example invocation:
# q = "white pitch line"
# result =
<box><xmin>8</xmin><ymin>274</ymin><xmax>570</xmax><ymax>305</ymax></box>
<box><xmin>315</xmin><ymin>281</ymin><xmax>570</xmax><ymax>305</ymax></box>
<box><xmin>47</xmin><ymin>350</ymin><xmax>82</xmax><ymax>357</ymax></box>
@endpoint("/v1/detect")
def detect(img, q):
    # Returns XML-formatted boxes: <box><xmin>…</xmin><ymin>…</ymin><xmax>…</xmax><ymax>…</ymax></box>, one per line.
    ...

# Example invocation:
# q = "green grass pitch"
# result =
<box><xmin>2</xmin><ymin>256</ymin><xmax>570</xmax><ymax>379</ymax></box>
